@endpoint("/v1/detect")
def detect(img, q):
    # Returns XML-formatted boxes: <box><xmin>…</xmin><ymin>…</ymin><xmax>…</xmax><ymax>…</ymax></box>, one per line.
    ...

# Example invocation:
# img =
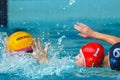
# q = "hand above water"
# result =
<box><xmin>74</xmin><ymin>22</ymin><xmax>95</xmax><ymax>38</ymax></box>
<box><xmin>31</xmin><ymin>38</ymin><xmax>50</xmax><ymax>63</ymax></box>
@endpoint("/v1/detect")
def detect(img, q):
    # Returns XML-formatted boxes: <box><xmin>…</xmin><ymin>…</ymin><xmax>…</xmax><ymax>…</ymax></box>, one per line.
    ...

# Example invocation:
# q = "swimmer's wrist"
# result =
<box><xmin>90</xmin><ymin>31</ymin><xmax>97</xmax><ymax>39</ymax></box>
<box><xmin>92</xmin><ymin>31</ymin><xmax>106</xmax><ymax>40</ymax></box>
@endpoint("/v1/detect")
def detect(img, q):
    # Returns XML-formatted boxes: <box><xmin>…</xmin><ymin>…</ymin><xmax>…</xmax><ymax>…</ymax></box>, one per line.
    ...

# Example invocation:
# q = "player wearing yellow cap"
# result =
<box><xmin>7</xmin><ymin>31</ymin><xmax>50</xmax><ymax>63</ymax></box>
<box><xmin>8</xmin><ymin>31</ymin><xmax>34</xmax><ymax>52</ymax></box>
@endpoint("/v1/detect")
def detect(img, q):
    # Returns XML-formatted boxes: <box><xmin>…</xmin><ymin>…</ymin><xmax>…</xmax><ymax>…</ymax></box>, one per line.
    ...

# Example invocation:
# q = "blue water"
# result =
<box><xmin>0</xmin><ymin>0</ymin><xmax>120</xmax><ymax>80</ymax></box>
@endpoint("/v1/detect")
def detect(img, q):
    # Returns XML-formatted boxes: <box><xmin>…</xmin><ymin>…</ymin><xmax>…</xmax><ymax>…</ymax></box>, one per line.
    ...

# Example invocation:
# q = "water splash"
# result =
<box><xmin>69</xmin><ymin>0</ymin><xmax>76</xmax><ymax>5</ymax></box>
<box><xmin>0</xmin><ymin>32</ymin><xmax>8</xmax><ymax>53</ymax></box>
<box><xmin>58</xmin><ymin>35</ymin><xmax>66</xmax><ymax>45</ymax></box>
<box><xmin>0</xmin><ymin>32</ymin><xmax>118</xmax><ymax>79</ymax></box>
<box><xmin>62</xmin><ymin>0</ymin><xmax>76</xmax><ymax>10</ymax></box>
<box><xmin>0</xmin><ymin>40</ymin><xmax>75</xmax><ymax>79</ymax></box>
<box><xmin>0</xmin><ymin>43</ymin><xmax>4</xmax><ymax>53</ymax></box>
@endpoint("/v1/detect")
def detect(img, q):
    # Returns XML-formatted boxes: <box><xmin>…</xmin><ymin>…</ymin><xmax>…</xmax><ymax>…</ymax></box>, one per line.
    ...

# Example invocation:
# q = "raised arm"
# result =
<box><xmin>74</xmin><ymin>23</ymin><xmax>120</xmax><ymax>45</ymax></box>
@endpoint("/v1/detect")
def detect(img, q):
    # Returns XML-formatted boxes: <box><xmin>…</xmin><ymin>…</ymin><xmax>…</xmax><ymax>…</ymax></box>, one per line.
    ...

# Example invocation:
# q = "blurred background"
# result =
<box><xmin>8</xmin><ymin>0</ymin><xmax>120</xmax><ymax>22</ymax></box>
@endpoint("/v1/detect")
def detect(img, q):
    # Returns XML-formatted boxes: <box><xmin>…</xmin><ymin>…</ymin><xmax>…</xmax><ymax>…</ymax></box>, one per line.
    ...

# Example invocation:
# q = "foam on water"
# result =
<box><xmin>0</xmin><ymin>36</ymin><xmax>76</xmax><ymax>79</ymax></box>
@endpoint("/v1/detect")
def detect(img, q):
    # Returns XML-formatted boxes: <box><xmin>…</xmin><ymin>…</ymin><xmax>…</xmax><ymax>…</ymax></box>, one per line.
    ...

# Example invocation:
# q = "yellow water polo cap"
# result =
<box><xmin>8</xmin><ymin>31</ymin><xmax>34</xmax><ymax>52</ymax></box>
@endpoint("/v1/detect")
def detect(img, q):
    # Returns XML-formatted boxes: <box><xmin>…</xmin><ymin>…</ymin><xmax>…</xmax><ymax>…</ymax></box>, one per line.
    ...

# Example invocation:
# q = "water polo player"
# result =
<box><xmin>8</xmin><ymin>31</ymin><xmax>34</xmax><ymax>52</ymax></box>
<box><xmin>109</xmin><ymin>42</ymin><xmax>120</xmax><ymax>70</ymax></box>
<box><xmin>7</xmin><ymin>31</ymin><xmax>50</xmax><ymax>62</ymax></box>
<box><xmin>74</xmin><ymin>22</ymin><xmax>120</xmax><ymax>70</ymax></box>
<box><xmin>75</xmin><ymin>42</ymin><xmax>105</xmax><ymax>67</ymax></box>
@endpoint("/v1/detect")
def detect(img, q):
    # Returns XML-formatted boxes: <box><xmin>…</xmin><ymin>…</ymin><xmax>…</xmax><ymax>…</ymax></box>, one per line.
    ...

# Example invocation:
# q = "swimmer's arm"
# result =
<box><xmin>31</xmin><ymin>38</ymin><xmax>50</xmax><ymax>63</ymax></box>
<box><xmin>74</xmin><ymin>23</ymin><xmax>120</xmax><ymax>45</ymax></box>
<box><xmin>92</xmin><ymin>32</ymin><xmax>120</xmax><ymax>45</ymax></box>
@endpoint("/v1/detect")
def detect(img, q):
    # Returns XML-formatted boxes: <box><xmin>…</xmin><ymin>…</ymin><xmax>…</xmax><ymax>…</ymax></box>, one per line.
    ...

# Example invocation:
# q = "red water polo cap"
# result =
<box><xmin>81</xmin><ymin>42</ymin><xmax>104</xmax><ymax>67</ymax></box>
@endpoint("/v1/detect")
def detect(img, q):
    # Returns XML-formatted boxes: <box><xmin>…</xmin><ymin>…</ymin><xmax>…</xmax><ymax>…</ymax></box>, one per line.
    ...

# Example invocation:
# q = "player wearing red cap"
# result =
<box><xmin>74</xmin><ymin>23</ymin><xmax>120</xmax><ymax>70</ymax></box>
<box><xmin>76</xmin><ymin>42</ymin><xmax>104</xmax><ymax>67</ymax></box>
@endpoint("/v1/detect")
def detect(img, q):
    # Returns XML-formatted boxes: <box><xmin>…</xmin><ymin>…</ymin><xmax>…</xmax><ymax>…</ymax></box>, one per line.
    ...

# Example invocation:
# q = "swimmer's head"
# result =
<box><xmin>109</xmin><ymin>42</ymin><xmax>120</xmax><ymax>70</ymax></box>
<box><xmin>76</xmin><ymin>42</ymin><xmax>105</xmax><ymax>67</ymax></box>
<box><xmin>8</xmin><ymin>31</ymin><xmax>34</xmax><ymax>52</ymax></box>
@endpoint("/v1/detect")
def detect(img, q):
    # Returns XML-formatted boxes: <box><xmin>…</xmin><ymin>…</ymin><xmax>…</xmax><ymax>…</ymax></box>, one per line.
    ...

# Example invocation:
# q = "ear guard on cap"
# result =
<box><xmin>81</xmin><ymin>42</ymin><xmax>105</xmax><ymax>67</ymax></box>
<box><xmin>109</xmin><ymin>42</ymin><xmax>120</xmax><ymax>70</ymax></box>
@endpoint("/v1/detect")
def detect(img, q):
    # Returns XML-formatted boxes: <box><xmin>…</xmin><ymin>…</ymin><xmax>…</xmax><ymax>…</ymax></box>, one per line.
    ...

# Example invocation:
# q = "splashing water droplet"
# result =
<box><xmin>0</xmin><ymin>32</ymin><xmax>8</xmax><ymax>53</ymax></box>
<box><xmin>58</xmin><ymin>35</ymin><xmax>66</xmax><ymax>45</ymax></box>
<box><xmin>0</xmin><ymin>43</ymin><xmax>4</xmax><ymax>52</ymax></box>
<box><xmin>69</xmin><ymin>0</ymin><xmax>76</xmax><ymax>5</ymax></box>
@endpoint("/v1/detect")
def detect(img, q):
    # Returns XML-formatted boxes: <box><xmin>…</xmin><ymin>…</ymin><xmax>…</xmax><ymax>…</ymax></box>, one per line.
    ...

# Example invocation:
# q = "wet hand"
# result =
<box><xmin>74</xmin><ymin>22</ymin><xmax>95</xmax><ymax>38</ymax></box>
<box><xmin>31</xmin><ymin>38</ymin><xmax>50</xmax><ymax>63</ymax></box>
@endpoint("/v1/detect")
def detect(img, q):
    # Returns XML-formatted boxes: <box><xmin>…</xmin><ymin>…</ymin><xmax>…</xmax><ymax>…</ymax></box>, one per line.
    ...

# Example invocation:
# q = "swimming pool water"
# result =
<box><xmin>0</xmin><ymin>20</ymin><xmax>120</xmax><ymax>80</ymax></box>
<box><xmin>0</xmin><ymin>0</ymin><xmax>120</xmax><ymax>80</ymax></box>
